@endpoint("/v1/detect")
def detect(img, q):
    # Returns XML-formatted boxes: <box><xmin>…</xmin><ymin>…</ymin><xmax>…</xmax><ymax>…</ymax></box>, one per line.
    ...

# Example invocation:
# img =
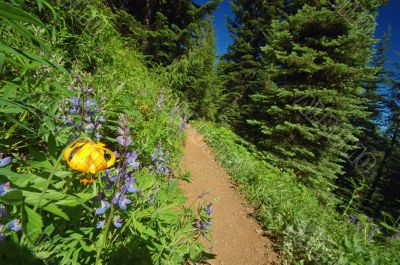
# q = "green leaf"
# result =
<box><xmin>55</xmin><ymin>193</ymin><xmax>95</xmax><ymax>207</ymax></box>
<box><xmin>42</xmin><ymin>204</ymin><xmax>69</xmax><ymax>221</ymax></box>
<box><xmin>0</xmin><ymin>43</ymin><xmax>68</xmax><ymax>74</ymax></box>
<box><xmin>48</xmin><ymin>133</ymin><xmax>57</xmax><ymax>159</ymax></box>
<box><xmin>22</xmin><ymin>205</ymin><xmax>43</xmax><ymax>243</ymax></box>
<box><xmin>0</xmin><ymin>2</ymin><xmax>45</xmax><ymax>27</ymax></box>
<box><xmin>0</xmin><ymin>189</ymin><xmax>22</xmax><ymax>205</ymax></box>
<box><xmin>0</xmin><ymin>52</ymin><xmax>4</xmax><ymax>73</ymax></box>
<box><xmin>4</xmin><ymin>19</ymin><xmax>49</xmax><ymax>52</ymax></box>
<box><xmin>131</xmin><ymin>216</ymin><xmax>157</xmax><ymax>238</ymax></box>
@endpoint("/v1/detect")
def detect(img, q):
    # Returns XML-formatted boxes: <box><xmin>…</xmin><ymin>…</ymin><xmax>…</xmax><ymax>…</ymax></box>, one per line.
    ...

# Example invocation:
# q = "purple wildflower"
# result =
<box><xmin>95</xmin><ymin>200</ymin><xmax>110</xmax><ymax>215</ymax></box>
<box><xmin>68</xmin><ymin>96</ymin><xmax>80</xmax><ymax>107</ymax></box>
<box><xmin>126</xmin><ymin>178</ymin><xmax>138</xmax><ymax>193</ymax></box>
<box><xmin>8</xmin><ymin>219</ymin><xmax>21</xmax><ymax>232</ymax></box>
<box><xmin>98</xmin><ymin>116</ymin><xmax>105</xmax><ymax>123</ymax></box>
<box><xmin>127</xmin><ymin>152</ymin><xmax>140</xmax><ymax>170</ymax></box>
<box><xmin>0</xmin><ymin>182</ymin><xmax>12</xmax><ymax>196</ymax></box>
<box><xmin>86</xmin><ymin>123</ymin><xmax>95</xmax><ymax>130</ymax></box>
<box><xmin>117</xmin><ymin>136</ymin><xmax>132</xmax><ymax>147</ymax></box>
<box><xmin>113</xmin><ymin>217</ymin><xmax>123</xmax><ymax>228</ymax></box>
<box><xmin>96</xmin><ymin>219</ymin><xmax>106</xmax><ymax>229</ymax></box>
<box><xmin>118</xmin><ymin>195</ymin><xmax>132</xmax><ymax>211</ymax></box>
<box><xmin>84</xmin><ymin>99</ymin><xmax>96</xmax><ymax>108</ymax></box>
<box><xmin>0</xmin><ymin>156</ymin><xmax>12</xmax><ymax>167</ymax></box>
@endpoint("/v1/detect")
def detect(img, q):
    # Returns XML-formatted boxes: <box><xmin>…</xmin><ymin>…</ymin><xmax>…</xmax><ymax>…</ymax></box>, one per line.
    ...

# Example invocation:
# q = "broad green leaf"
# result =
<box><xmin>0</xmin><ymin>189</ymin><xmax>22</xmax><ymax>205</ymax></box>
<box><xmin>0</xmin><ymin>167</ymin><xmax>25</xmax><ymax>179</ymax></box>
<box><xmin>55</xmin><ymin>193</ymin><xmax>94</xmax><ymax>207</ymax></box>
<box><xmin>48</xmin><ymin>133</ymin><xmax>57</xmax><ymax>158</ymax></box>
<box><xmin>22</xmin><ymin>205</ymin><xmax>43</xmax><ymax>243</ymax></box>
<box><xmin>131</xmin><ymin>217</ymin><xmax>157</xmax><ymax>238</ymax></box>
<box><xmin>42</xmin><ymin>204</ymin><xmax>69</xmax><ymax>221</ymax></box>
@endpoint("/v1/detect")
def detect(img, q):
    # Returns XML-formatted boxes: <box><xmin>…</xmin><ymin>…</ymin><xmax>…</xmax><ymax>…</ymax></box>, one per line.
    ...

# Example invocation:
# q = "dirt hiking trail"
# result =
<box><xmin>180</xmin><ymin>126</ymin><xmax>279</xmax><ymax>265</ymax></box>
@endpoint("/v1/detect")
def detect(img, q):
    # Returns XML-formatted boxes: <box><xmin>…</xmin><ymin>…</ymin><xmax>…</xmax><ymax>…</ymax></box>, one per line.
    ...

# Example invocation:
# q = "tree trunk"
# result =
<box><xmin>367</xmin><ymin>119</ymin><xmax>399</xmax><ymax>203</ymax></box>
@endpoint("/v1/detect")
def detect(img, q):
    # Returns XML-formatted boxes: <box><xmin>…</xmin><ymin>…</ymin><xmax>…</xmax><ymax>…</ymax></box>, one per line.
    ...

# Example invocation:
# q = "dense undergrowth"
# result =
<box><xmin>0</xmin><ymin>1</ymin><xmax>211</xmax><ymax>264</ymax></box>
<box><xmin>194</xmin><ymin>121</ymin><xmax>400</xmax><ymax>265</ymax></box>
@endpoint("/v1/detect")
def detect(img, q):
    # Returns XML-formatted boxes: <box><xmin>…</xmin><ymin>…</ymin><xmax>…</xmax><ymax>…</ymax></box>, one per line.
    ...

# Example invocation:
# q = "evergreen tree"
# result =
<box><xmin>106</xmin><ymin>0</ymin><xmax>220</xmax><ymax>65</ymax></box>
<box><xmin>368</xmin><ymin>58</ymin><xmax>400</xmax><ymax>209</ymax></box>
<box><xmin>167</xmin><ymin>18</ymin><xmax>221</xmax><ymax>120</ymax></box>
<box><xmin>336</xmin><ymin>28</ymin><xmax>391</xmax><ymax>213</ymax></box>
<box><xmin>218</xmin><ymin>0</ymin><xmax>284</xmax><ymax>130</ymax></box>
<box><xmin>249</xmin><ymin>2</ymin><xmax>383</xmax><ymax>195</ymax></box>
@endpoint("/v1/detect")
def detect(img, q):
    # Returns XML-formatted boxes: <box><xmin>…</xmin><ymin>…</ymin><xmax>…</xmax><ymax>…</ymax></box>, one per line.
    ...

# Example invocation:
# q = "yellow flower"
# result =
<box><xmin>63</xmin><ymin>140</ymin><xmax>116</xmax><ymax>174</ymax></box>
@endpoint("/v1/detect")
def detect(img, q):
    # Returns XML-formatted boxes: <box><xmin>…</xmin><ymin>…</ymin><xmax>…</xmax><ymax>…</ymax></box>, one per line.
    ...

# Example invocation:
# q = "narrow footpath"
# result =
<box><xmin>180</xmin><ymin>126</ymin><xmax>279</xmax><ymax>265</ymax></box>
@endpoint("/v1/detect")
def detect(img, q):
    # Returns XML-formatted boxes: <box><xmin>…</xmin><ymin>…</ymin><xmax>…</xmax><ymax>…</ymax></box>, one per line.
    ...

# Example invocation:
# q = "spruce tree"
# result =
<box><xmin>336</xmin><ymin>28</ymin><xmax>391</xmax><ymax>212</ymax></box>
<box><xmin>167</xmin><ymin>18</ymin><xmax>221</xmax><ymax>119</ymax></box>
<box><xmin>106</xmin><ymin>0</ymin><xmax>220</xmax><ymax>65</ymax></box>
<box><xmin>368</xmin><ymin>58</ymin><xmax>400</xmax><ymax>206</ymax></box>
<box><xmin>249</xmin><ymin>2</ymin><xmax>383</xmax><ymax>195</ymax></box>
<box><xmin>218</xmin><ymin>0</ymin><xmax>284</xmax><ymax>131</ymax></box>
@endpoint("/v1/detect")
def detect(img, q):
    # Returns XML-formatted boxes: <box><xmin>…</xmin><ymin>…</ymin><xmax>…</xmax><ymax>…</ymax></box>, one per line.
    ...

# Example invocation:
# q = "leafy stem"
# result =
<box><xmin>33</xmin><ymin>136</ymin><xmax>85</xmax><ymax>212</ymax></box>
<box><xmin>95</xmin><ymin>204</ymin><xmax>115</xmax><ymax>265</ymax></box>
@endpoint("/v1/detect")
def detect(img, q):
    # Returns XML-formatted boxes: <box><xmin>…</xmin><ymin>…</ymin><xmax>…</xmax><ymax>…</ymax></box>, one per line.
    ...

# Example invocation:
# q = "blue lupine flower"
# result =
<box><xmin>69</xmin><ymin>108</ymin><xmax>80</xmax><ymax>114</ymax></box>
<box><xmin>204</xmin><ymin>204</ymin><xmax>213</xmax><ymax>216</ymax></box>
<box><xmin>68</xmin><ymin>96</ymin><xmax>80</xmax><ymax>107</ymax></box>
<box><xmin>95</xmin><ymin>132</ymin><xmax>101</xmax><ymax>139</ymax></box>
<box><xmin>8</xmin><ymin>219</ymin><xmax>21</xmax><ymax>232</ymax></box>
<box><xmin>118</xmin><ymin>195</ymin><xmax>132</xmax><ymax>211</ymax></box>
<box><xmin>112</xmin><ymin>192</ymin><xmax>121</xmax><ymax>205</ymax></box>
<box><xmin>113</xmin><ymin>217</ymin><xmax>123</xmax><ymax>228</ymax></box>
<box><xmin>86</xmin><ymin>123</ymin><xmax>95</xmax><ymax>130</ymax></box>
<box><xmin>95</xmin><ymin>200</ymin><xmax>110</xmax><ymax>215</ymax></box>
<box><xmin>98</xmin><ymin>116</ymin><xmax>105</xmax><ymax>123</ymax></box>
<box><xmin>0</xmin><ymin>182</ymin><xmax>12</xmax><ymax>196</ymax></box>
<box><xmin>96</xmin><ymin>219</ymin><xmax>106</xmax><ymax>229</ymax></box>
<box><xmin>127</xmin><ymin>152</ymin><xmax>140</xmax><ymax>170</ymax></box>
<box><xmin>64</xmin><ymin>116</ymin><xmax>75</xmax><ymax>126</ymax></box>
<box><xmin>114</xmin><ymin>151</ymin><xmax>120</xmax><ymax>159</ymax></box>
<box><xmin>126</xmin><ymin>178</ymin><xmax>138</xmax><ymax>193</ymax></box>
<box><xmin>0</xmin><ymin>156</ymin><xmax>11</xmax><ymax>167</ymax></box>
<box><xmin>117</xmin><ymin>136</ymin><xmax>132</xmax><ymax>147</ymax></box>
<box><xmin>83</xmin><ymin>87</ymin><xmax>93</xmax><ymax>94</ymax></box>
<box><xmin>92</xmin><ymin>192</ymin><xmax>106</xmax><ymax>203</ymax></box>
<box><xmin>84</xmin><ymin>99</ymin><xmax>96</xmax><ymax>108</ymax></box>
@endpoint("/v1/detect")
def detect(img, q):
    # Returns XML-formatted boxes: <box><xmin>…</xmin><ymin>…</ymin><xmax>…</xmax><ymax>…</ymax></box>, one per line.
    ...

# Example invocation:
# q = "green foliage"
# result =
<box><xmin>194</xmin><ymin>121</ymin><xmax>400</xmax><ymax>265</ymax></box>
<box><xmin>0</xmin><ymin>1</ymin><xmax>211</xmax><ymax>264</ymax></box>
<box><xmin>248</xmin><ymin>2</ymin><xmax>381</xmax><ymax>197</ymax></box>
<box><xmin>217</xmin><ymin>0</ymin><xmax>284</xmax><ymax>127</ymax></box>
<box><xmin>166</xmin><ymin>18</ymin><xmax>221</xmax><ymax>120</ymax></box>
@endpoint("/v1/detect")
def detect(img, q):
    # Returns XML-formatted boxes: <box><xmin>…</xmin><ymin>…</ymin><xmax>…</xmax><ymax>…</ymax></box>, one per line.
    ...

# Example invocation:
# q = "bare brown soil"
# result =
<box><xmin>180</xmin><ymin>126</ymin><xmax>279</xmax><ymax>265</ymax></box>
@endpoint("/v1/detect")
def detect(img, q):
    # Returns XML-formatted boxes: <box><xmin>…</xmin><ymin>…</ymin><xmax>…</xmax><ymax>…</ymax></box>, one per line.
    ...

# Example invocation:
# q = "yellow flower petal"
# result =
<box><xmin>64</xmin><ymin>140</ymin><xmax>116</xmax><ymax>174</ymax></box>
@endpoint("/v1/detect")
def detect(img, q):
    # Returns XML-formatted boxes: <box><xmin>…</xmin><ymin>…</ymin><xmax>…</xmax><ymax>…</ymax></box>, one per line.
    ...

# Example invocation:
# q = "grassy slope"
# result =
<box><xmin>194</xmin><ymin>121</ymin><xmax>400</xmax><ymax>265</ymax></box>
<box><xmin>0</xmin><ymin>1</ymin><xmax>205</xmax><ymax>264</ymax></box>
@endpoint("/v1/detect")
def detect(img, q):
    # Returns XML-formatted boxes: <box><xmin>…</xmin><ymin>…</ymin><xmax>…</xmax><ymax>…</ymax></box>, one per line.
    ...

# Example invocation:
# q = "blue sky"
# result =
<box><xmin>195</xmin><ymin>0</ymin><xmax>399</xmax><ymax>65</ymax></box>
